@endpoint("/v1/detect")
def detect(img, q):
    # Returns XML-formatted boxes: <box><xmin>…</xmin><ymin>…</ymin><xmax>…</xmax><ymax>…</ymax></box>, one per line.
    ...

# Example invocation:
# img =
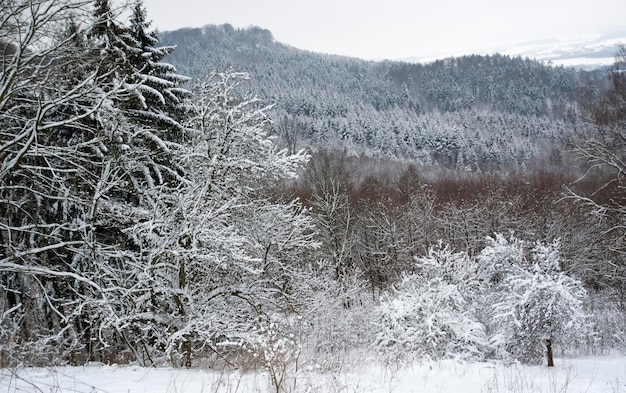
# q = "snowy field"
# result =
<box><xmin>1</xmin><ymin>355</ymin><xmax>625</xmax><ymax>393</ymax></box>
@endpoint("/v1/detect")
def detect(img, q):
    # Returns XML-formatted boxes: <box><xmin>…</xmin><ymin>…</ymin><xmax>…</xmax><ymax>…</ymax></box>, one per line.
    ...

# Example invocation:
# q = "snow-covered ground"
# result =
<box><xmin>2</xmin><ymin>355</ymin><xmax>625</xmax><ymax>393</ymax></box>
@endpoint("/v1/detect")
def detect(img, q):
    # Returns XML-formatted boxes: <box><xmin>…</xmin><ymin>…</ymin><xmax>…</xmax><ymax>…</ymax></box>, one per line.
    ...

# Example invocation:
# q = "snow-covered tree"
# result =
<box><xmin>0</xmin><ymin>0</ymin><xmax>192</xmax><ymax>366</ymax></box>
<box><xmin>305</xmin><ymin>152</ymin><xmax>356</xmax><ymax>285</ymax></box>
<box><xmin>0</xmin><ymin>0</ymin><xmax>131</xmax><ymax>365</ymax></box>
<box><xmin>124</xmin><ymin>0</ymin><xmax>190</xmax><ymax>130</ymax></box>
<box><xmin>124</xmin><ymin>71</ymin><xmax>318</xmax><ymax>367</ymax></box>
<box><xmin>480</xmin><ymin>235</ymin><xmax>589</xmax><ymax>365</ymax></box>
<box><xmin>89</xmin><ymin>0</ymin><xmax>191</xmax><ymax>186</ymax></box>
<box><xmin>570</xmin><ymin>45</ymin><xmax>626</xmax><ymax>290</ymax></box>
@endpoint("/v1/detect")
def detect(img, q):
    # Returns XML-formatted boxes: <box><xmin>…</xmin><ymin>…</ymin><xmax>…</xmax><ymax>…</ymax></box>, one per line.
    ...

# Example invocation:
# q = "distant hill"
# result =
<box><xmin>160</xmin><ymin>24</ymin><xmax>611</xmax><ymax>171</ymax></box>
<box><xmin>402</xmin><ymin>32</ymin><xmax>626</xmax><ymax>70</ymax></box>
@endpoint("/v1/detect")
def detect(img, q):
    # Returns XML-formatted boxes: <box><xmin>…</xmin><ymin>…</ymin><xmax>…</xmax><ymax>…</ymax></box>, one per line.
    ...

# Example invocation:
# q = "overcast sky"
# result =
<box><xmin>142</xmin><ymin>0</ymin><xmax>625</xmax><ymax>61</ymax></box>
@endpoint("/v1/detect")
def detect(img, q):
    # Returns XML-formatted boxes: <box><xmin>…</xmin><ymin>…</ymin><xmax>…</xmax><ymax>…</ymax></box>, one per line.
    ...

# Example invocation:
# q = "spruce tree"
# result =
<box><xmin>89</xmin><ymin>0</ymin><xmax>190</xmax><ymax>189</ymax></box>
<box><xmin>125</xmin><ymin>0</ymin><xmax>190</xmax><ymax>131</ymax></box>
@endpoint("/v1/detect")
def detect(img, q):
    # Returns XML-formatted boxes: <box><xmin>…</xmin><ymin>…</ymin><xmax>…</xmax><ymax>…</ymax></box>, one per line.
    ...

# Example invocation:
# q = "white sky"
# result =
<box><xmin>142</xmin><ymin>0</ymin><xmax>625</xmax><ymax>61</ymax></box>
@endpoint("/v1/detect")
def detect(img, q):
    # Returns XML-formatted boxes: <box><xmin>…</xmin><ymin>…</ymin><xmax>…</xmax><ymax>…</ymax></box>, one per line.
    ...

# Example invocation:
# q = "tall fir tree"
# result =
<box><xmin>125</xmin><ymin>0</ymin><xmax>190</xmax><ymax>131</ymax></box>
<box><xmin>89</xmin><ymin>0</ymin><xmax>190</xmax><ymax>189</ymax></box>
<box><xmin>91</xmin><ymin>0</ymin><xmax>189</xmax><ymax>132</ymax></box>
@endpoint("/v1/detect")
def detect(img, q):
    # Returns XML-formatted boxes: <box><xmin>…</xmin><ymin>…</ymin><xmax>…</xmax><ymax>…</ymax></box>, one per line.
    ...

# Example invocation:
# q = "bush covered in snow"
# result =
<box><xmin>376</xmin><ymin>235</ymin><xmax>590</xmax><ymax>364</ymax></box>
<box><xmin>375</xmin><ymin>244</ymin><xmax>487</xmax><ymax>361</ymax></box>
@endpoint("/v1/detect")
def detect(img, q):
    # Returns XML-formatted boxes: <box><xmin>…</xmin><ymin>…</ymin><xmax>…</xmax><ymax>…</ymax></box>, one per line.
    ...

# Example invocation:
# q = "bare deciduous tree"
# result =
<box><xmin>570</xmin><ymin>45</ymin><xmax>626</xmax><ymax>290</ymax></box>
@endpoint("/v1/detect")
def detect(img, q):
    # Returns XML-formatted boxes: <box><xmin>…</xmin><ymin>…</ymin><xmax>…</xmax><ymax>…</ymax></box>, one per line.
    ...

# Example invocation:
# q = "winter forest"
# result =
<box><xmin>1</xmin><ymin>1</ymin><xmax>626</xmax><ymax>392</ymax></box>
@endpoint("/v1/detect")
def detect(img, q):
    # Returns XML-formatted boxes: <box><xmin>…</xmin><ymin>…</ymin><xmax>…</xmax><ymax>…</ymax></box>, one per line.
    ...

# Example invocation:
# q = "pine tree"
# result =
<box><xmin>125</xmin><ymin>0</ymin><xmax>190</xmax><ymax>131</ymax></box>
<box><xmin>91</xmin><ymin>0</ymin><xmax>190</xmax><ymax>132</ymax></box>
<box><xmin>88</xmin><ymin>0</ymin><xmax>191</xmax><ymax>191</ymax></box>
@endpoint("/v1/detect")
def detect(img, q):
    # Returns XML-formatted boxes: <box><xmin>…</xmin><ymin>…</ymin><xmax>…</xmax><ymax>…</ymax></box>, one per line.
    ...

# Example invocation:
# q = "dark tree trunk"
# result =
<box><xmin>183</xmin><ymin>339</ymin><xmax>192</xmax><ymax>368</ymax></box>
<box><xmin>546</xmin><ymin>338</ymin><xmax>554</xmax><ymax>367</ymax></box>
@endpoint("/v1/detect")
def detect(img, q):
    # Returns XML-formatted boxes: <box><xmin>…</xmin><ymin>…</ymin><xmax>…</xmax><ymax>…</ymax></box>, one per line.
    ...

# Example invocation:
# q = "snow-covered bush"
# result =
<box><xmin>375</xmin><ymin>244</ymin><xmax>487</xmax><ymax>361</ymax></box>
<box><xmin>241</xmin><ymin>319</ymin><xmax>300</xmax><ymax>392</ymax></box>
<box><xmin>305</xmin><ymin>291</ymin><xmax>379</xmax><ymax>370</ymax></box>
<box><xmin>376</xmin><ymin>235</ymin><xmax>590</xmax><ymax>365</ymax></box>
<box><xmin>583</xmin><ymin>289</ymin><xmax>626</xmax><ymax>354</ymax></box>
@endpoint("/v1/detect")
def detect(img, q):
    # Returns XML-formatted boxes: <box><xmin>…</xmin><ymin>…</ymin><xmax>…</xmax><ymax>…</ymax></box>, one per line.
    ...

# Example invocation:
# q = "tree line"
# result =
<box><xmin>160</xmin><ymin>25</ymin><xmax>608</xmax><ymax>170</ymax></box>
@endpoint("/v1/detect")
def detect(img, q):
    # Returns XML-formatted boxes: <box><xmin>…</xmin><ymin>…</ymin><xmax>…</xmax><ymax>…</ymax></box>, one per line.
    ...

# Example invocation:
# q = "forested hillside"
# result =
<box><xmin>160</xmin><ymin>24</ymin><xmax>608</xmax><ymax>171</ymax></box>
<box><xmin>1</xmin><ymin>2</ymin><xmax>625</xmax><ymax>387</ymax></box>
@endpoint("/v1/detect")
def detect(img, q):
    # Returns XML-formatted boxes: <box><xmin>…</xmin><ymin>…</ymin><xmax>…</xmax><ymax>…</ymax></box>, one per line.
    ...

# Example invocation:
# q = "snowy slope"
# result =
<box><xmin>505</xmin><ymin>34</ymin><xmax>624</xmax><ymax>69</ymax></box>
<box><xmin>404</xmin><ymin>32</ymin><xmax>626</xmax><ymax>69</ymax></box>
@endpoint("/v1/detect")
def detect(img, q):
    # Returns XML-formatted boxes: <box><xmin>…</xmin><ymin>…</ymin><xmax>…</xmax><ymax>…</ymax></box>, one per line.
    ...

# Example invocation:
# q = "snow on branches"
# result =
<box><xmin>483</xmin><ymin>235</ymin><xmax>589</xmax><ymax>364</ymax></box>
<box><xmin>123</xmin><ymin>70</ymin><xmax>317</xmax><ymax>367</ymax></box>
<box><xmin>375</xmin><ymin>244</ymin><xmax>487</xmax><ymax>362</ymax></box>
<box><xmin>376</xmin><ymin>235</ymin><xmax>589</xmax><ymax>365</ymax></box>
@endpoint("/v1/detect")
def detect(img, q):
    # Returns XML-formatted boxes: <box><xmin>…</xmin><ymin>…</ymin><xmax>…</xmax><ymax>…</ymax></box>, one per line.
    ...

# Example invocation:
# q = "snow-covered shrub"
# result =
<box><xmin>241</xmin><ymin>319</ymin><xmax>300</xmax><ymax>392</ymax></box>
<box><xmin>584</xmin><ymin>289</ymin><xmax>626</xmax><ymax>354</ymax></box>
<box><xmin>375</xmin><ymin>244</ymin><xmax>487</xmax><ymax>361</ymax></box>
<box><xmin>273</xmin><ymin>259</ymin><xmax>377</xmax><ymax>371</ymax></box>
<box><xmin>306</xmin><ymin>294</ymin><xmax>379</xmax><ymax>370</ymax></box>
<box><xmin>481</xmin><ymin>235</ymin><xmax>589</xmax><ymax>364</ymax></box>
<box><xmin>376</xmin><ymin>235</ymin><xmax>590</xmax><ymax>365</ymax></box>
<box><xmin>475</xmin><ymin>233</ymin><xmax>528</xmax><ymax>284</ymax></box>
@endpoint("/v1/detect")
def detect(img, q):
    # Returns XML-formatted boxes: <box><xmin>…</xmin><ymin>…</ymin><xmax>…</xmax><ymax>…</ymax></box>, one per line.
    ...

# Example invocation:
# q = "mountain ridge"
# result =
<box><xmin>160</xmin><ymin>24</ymin><xmax>612</xmax><ymax>172</ymax></box>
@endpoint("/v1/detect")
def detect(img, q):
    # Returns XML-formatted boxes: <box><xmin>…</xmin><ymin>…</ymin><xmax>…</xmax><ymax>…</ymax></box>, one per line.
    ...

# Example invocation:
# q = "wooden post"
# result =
<box><xmin>546</xmin><ymin>338</ymin><xmax>554</xmax><ymax>367</ymax></box>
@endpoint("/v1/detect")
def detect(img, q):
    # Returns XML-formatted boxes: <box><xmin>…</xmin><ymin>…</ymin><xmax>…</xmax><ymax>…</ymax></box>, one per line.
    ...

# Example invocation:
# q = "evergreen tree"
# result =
<box><xmin>0</xmin><ymin>0</ymin><xmax>191</xmax><ymax>365</ymax></box>
<box><xmin>88</xmin><ymin>0</ymin><xmax>191</xmax><ymax>191</ymax></box>
<box><xmin>125</xmin><ymin>0</ymin><xmax>190</xmax><ymax>131</ymax></box>
<box><xmin>91</xmin><ymin>0</ymin><xmax>190</xmax><ymax>132</ymax></box>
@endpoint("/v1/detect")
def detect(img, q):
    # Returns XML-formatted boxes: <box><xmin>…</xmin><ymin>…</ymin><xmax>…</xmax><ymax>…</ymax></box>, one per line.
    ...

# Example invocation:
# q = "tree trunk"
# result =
<box><xmin>183</xmin><ymin>339</ymin><xmax>192</xmax><ymax>368</ymax></box>
<box><xmin>546</xmin><ymin>338</ymin><xmax>554</xmax><ymax>367</ymax></box>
